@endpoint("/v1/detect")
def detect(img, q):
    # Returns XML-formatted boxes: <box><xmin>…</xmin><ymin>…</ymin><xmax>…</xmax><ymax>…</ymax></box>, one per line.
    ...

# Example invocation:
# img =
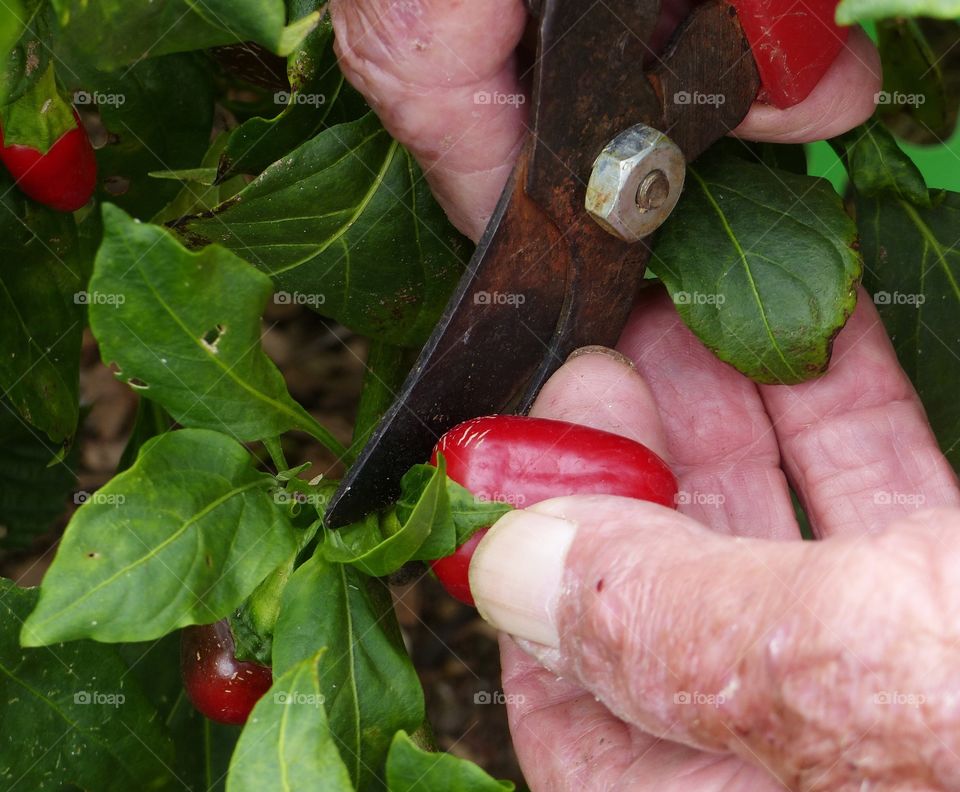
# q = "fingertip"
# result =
<box><xmin>529</xmin><ymin>345</ymin><xmax>671</xmax><ymax>461</ymax></box>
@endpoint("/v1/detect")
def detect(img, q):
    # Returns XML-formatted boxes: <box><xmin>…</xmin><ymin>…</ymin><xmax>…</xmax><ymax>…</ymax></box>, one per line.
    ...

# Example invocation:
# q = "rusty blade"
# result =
<box><xmin>325</xmin><ymin>0</ymin><xmax>760</xmax><ymax>527</ymax></box>
<box><xmin>325</xmin><ymin>145</ymin><xmax>651</xmax><ymax>526</ymax></box>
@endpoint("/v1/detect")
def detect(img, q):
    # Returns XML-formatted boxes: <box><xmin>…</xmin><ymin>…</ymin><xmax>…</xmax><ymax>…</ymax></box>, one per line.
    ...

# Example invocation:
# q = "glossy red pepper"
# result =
<box><xmin>180</xmin><ymin>619</ymin><xmax>272</xmax><ymax>725</ymax></box>
<box><xmin>0</xmin><ymin>110</ymin><xmax>96</xmax><ymax>212</ymax></box>
<box><xmin>730</xmin><ymin>0</ymin><xmax>849</xmax><ymax>108</ymax></box>
<box><xmin>429</xmin><ymin>415</ymin><xmax>678</xmax><ymax>605</ymax></box>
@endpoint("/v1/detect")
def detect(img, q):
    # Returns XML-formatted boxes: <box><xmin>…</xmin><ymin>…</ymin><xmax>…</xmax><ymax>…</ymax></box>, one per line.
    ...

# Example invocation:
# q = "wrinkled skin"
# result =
<box><xmin>328</xmin><ymin>3</ymin><xmax>960</xmax><ymax>790</ymax></box>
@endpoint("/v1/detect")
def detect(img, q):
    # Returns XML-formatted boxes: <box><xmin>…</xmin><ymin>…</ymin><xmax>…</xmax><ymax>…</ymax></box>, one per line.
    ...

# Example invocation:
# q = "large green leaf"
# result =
<box><xmin>0</xmin><ymin>0</ymin><xmax>25</xmax><ymax>106</ymax></box>
<box><xmin>875</xmin><ymin>19</ymin><xmax>959</xmax><ymax>145</ymax></box>
<box><xmin>385</xmin><ymin>732</ymin><xmax>514</xmax><ymax>792</ymax></box>
<box><xmin>185</xmin><ymin>0</ymin><xmax>319</xmax><ymax>56</ymax></box>
<box><xmin>51</xmin><ymin>0</ymin><xmax>238</xmax><ymax>71</ymax></box>
<box><xmin>0</xmin><ymin>399</ymin><xmax>76</xmax><ymax>549</ymax></box>
<box><xmin>183</xmin><ymin>112</ymin><xmax>470</xmax><ymax>347</ymax></box>
<box><xmin>837</xmin><ymin>0</ymin><xmax>960</xmax><ymax>22</ymax></box>
<box><xmin>21</xmin><ymin>428</ymin><xmax>297</xmax><ymax>645</ymax></box>
<box><xmin>225</xmin><ymin>650</ymin><xmax>354</xmax><ymax>792</ymax></box>
<box><xmin>0</xmin><ymin>580</ymin><xmax>176</xmax><ymax>791</ymax></box>
<box><xmin>0</xmin><ymin>181</ymin><xmax>84</xmax><ymax>443</ymax></box>
<box><xmin>218</xmin><ymin>6</ymin><xmax>366</xmax><ymax>180</ymax></box>
<box><xmin>649</xmin><ymin>148</ymin><xmax>861</xmax><ymax>384</ymax></box>
<box><xmin>273</xmin><ymin>553</ymin><xmax>424</xmax><ymax>790</ymax></box>
<box><xmin>89</xmin><ymin>205</ymin><xmax>344</xmax><ymax>452</ymax></box>
<box><xmin>859</xmin><ymin>191</ymin><xmax>960</xmax><ymax>467</ymax></box>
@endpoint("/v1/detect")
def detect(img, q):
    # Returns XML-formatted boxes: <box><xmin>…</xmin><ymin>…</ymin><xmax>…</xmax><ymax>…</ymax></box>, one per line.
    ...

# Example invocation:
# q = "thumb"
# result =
<box><xmin>470</xmin><ymin>498</ymin><xmax>960</xmax><ymax>787</ymax></box>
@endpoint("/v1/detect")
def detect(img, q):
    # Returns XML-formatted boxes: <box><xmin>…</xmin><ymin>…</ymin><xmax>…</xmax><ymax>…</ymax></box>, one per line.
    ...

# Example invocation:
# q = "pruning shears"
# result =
<box><xmin>325</xmin><ymin>0</ymin><xmax>849</xmax><ymax>527</ymax></box>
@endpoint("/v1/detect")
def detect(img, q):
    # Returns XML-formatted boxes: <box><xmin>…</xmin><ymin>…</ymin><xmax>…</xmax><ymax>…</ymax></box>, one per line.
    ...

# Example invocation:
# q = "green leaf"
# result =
<box><xmin>89</xmin><ymin>205</ymin><xmax>345</xmax><ymax>453</ymax></box>
<box><xmin>116</xmin><ymin>398</ymin><xmax>173</xmax><ymax>473</ymax></box>
<box><xmin>875</xmin><ymin>19</ymin><xmax>958</xmax><ymax>145</ymax></box>
<box><xmin>20</xmin><ymin>428</ymin><xmax>297</xmax><ymax>646</ymax></box>
<box><xmin>649</xmin><ymin>148</ymin><xmax>861</xmax><ymax>384</ymax></box>
<box><xmin>51</xmin><ymin>0</ymin><xmax>235</xmax><ymax>71</ymax></box>
<box><xmin>0</xmin><ymin>580</ymin><xmax>176</xmax><ymax>791</ymax></box>
<box><xmin>52</xmin><ymin>52</ymin><xmax>216</xmax><ymax>220</ymax></box>
<box><xmin>837</xmin><ymin>0</ymin><xmax>960</xmax><ymax>23</ymax></box>
<box><xmin>350</xmin><ymin>341</ymin><xmax>415</xmax><ymax>452</ymax></box>
<box><xmin>0</xmin><ymin>61</ymin><xmax>75</xmax><ymax>150</ymax></box>
<box><xmin>225</xmin><ymin>650</ymin><xmax>354</xmax><ymax>792</ymax></box>
<box><xmin>0</xmin><ymin>399</ymin><xmax>76</xmax><ymax>549</ymax></box>
<box><xmin>183</xmin><ymin>112</ymin><xmax>471</xmax><ymax>347</ymax></box>
<box><xmin>0</xmin><ymin>0</ymin><xmax>25</xmax><ymax>106</ymax></box>
<box><xmin>152</xmin><ymin>133</ymin><xmax>248</xmax><ymax>225</ymax></box>
<box><xmin>386</xmin><ymin>731</ymin><xmax>514</xmax><ymax>792</ymax></box>
<box><xmin>0</xmin><ymin>179</ymin><xmax>84</xmax><ymax>443</ymax></box>
<box><xmin>323</xmin><ymin>460</ymin><xmax>448</xmax><ymax>576</ymax></box>
<box><xmin>273</xmin><ymin>553</ymin><xmax>424</xmax><ymax>790</ymax></box>
<box><xmin>858</xmin><ymin>190</ymin><xmax>960</xmax><ymax>468</ymax></box>
<box><xmin>218</xmin><ymin>8</ymin><xmax>365</xmax><ymax>180</ymax></box>
<box><xmin>832</xmin><ymin>119</ymin><xmax>930</xmax><ymax>205</ymax></box>
<box><xmin>183</xmin><ymin>0</ymin><xmax>319</xmax><ymax>56</ymax></box>
<box><xmin>0</xmin><ymin>0</ymin><xmax>55</xmax><ymax>106</ymax></box>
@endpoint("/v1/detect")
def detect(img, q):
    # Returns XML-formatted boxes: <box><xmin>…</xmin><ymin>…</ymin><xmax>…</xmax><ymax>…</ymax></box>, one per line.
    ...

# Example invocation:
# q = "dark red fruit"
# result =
<box><xmin>428</xmin><ymin>415</ymin><xmax>678</xmax><ymax>605</ymax></box>
<box><xmin>180</xmin><ymin>619</ymin><xmax>272</xmax><ymax>725</ymax></box>
<box><xmin>730</xmin><ymin>0</ymin><xmax>850</xmax><ymax>108</ymax></box>
<box><xmin>0</xmin><ymin>111</ymin><xmax>96</xmax><ymax>212</ymax></box>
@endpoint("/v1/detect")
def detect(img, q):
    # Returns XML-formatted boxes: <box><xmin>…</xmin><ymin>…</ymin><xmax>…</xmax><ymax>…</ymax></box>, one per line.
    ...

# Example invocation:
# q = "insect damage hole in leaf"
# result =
<box><xmin>128</xmin><ymin>378</ymin><xmax>149</xmax><ymax>389</ymax></box>
<box><xmin>201</xmin><ymin>323</ymin><xmax>226</xmax><ymax>353</ymax></box>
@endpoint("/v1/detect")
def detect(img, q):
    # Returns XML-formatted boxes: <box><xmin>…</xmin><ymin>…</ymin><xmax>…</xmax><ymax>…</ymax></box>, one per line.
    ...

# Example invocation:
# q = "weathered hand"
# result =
<box><xmin>470</xmin><ymin>292</ymin><xmax>960</xmax><ymax>790</ymax></box>
<box><xmin>330</xmin><ymin>0</ymin><xmax>880</xmax><ymax>240</ymax></box>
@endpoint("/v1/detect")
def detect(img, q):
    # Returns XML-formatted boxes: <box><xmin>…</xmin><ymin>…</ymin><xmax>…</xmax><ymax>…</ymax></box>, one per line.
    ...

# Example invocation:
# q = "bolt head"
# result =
<box><xmin>585</xmin><ymin>125</ymin><xmax>686</xmax><ymax>242</ymax></box>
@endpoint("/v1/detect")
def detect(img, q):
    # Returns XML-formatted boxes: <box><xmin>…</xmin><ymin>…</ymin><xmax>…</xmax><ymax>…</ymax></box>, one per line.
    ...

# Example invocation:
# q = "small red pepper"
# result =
<box><xmin>0</xmin><ymin>109</ymin><xmax>97</xmax><ymax>212</ymax></box>
<box><xmin>180</xmin><ymin>619</ymin><xmax>272</xmax><ymax>725</ymax></box>
<box><xmin>731</xmin><ymin>0</ymin><xmax>850</xmax><ymax>108</ymax></box>
<box><xmin>429</xmin><ymin>415</ymin><xmax>678</xmax><ymax>605</ymax></box>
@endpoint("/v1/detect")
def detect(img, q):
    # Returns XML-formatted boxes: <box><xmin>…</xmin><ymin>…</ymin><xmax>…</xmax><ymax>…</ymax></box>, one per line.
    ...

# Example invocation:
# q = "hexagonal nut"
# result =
<box><xmin>585</xmin><ymin>125</ymin><xmax>686</xmax><ymax>243</ymax></box>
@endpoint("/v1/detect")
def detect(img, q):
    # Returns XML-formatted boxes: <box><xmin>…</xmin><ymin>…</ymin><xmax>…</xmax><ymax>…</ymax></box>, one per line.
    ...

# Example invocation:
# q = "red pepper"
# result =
<box><xmin>0</xmin><ymin>110</ymin><xmax>97</xmax><ymax>212</ymax></box>
<box><xmin>731</xmin><ymin>0</ymin><xmax>850</xmax><ymax>108</ymax></box>
<box><xmin>180</xmin><ymin>619</ymin><xmax>272</xmax><ymax>725</ymax></box>
<box><xmin>429</xmin><ymin>416</ymin><xmax>678</xmax><ymax>605</ymax></box>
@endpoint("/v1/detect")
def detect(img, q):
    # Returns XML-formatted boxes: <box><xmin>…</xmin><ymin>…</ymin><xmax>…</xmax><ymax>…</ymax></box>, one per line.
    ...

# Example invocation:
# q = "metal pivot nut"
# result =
<box><xmin>585</xmin><ymin>124</ymin><xmax>686</xmax><ymax>243</ymax></box>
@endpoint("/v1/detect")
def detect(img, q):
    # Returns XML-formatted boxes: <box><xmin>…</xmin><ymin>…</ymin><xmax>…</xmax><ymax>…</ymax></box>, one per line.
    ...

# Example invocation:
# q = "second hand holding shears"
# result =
<box><xmin>326</xmin><ymin>0</ymin><xmax>850</xmax><ymax>527</ymax></box>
